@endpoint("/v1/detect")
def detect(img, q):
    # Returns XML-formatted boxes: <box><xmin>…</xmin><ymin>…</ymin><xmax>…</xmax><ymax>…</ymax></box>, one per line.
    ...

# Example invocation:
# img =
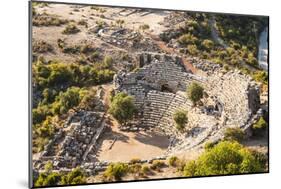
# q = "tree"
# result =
<box><xmin>52</xmin><ymin>87</ymin><xmax>83</xmax><ymax>114</ymax></box>
<box><xmin>187</xmin><ymin>82</ymin><xmax>204</xmax><ymax>105</ymax></box>
<box><xmin>109</xmin><ymin>92</ymin><xmax>136</xmax><ymax>125</ymax></box>
<box><xmin>173</xmin><ymin>110</ymin><xmax>188</xmax><ymax>130</ymax></box>
<box><xmin>183</xmin><ymin>141</ymin><xmax>263</xmax><ymax>177</ymax></box>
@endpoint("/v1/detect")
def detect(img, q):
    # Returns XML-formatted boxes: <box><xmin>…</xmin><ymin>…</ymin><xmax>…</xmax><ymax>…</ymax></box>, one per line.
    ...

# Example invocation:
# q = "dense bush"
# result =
<box><xmin>51</xmin><ymin>87</ymin><xmax>85</xmax><ymax>115</ymax></box>
<box><xmin>183</xmin><ymin>141</ymin><xmax>264</xmax><ymax>176</ymax></box>
<box><xmin>173</xmin><ymin>110</ymin><xmax>188</xmax><ymax>130</ymax></box>
<box><xmin>187</xmin><ymin>82</ymin><xmax>204</xmax><ymax>105</ymax></box>
<box><xmin>224</xmin><ymin>127</ymin><xmax>245</xmax><ymax>142</ymax></box>
<box><xmin>109</xmin><ymin>92</ymin><xmax>136</xmax><ymax>125</ymax></box>
<box><xmin>104</xmin><ymin>163</ymin><xmax>129</xmax><ymax>180</ymax></box>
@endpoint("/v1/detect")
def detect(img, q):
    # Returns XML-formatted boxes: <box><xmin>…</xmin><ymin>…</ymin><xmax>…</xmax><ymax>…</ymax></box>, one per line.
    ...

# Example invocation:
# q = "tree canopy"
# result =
<box><xmin>109</xmin><ymin>92</ymin><xmax>136</xmax><ymax>125</ymax></box>
<box><xmin>187</xmin><ymin>82</ymin><xmax>204</xmax><ymax>104</ymax></box>
<box><xmin>173</xmin><ymin>110</ymin><xmax>188</xmax><ymax>130</ymax></box>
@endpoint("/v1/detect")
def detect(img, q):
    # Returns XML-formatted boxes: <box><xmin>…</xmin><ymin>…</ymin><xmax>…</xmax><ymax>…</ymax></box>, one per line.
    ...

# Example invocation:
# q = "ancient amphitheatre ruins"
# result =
<box><xmin>31</xmin><ymin>2</ymin><xmax>269</xmax><ymax>185</ymax></box>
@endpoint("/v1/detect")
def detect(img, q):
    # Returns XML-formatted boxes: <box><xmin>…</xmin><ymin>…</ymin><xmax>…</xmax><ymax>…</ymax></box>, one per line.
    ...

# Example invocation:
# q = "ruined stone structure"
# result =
<box><xmin>114</xmin><ymin>52</ymin><xmax>262</xmax><ymax>154</ymax></box>
<box><xmin>33</xmin><ymin>92</ymin><xmax>108</xmax><ymax>174</ymax></box>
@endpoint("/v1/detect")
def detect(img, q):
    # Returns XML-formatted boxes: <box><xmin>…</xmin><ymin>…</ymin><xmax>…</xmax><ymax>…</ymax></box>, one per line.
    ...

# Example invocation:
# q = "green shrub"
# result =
<box><xmin>129</xmin><ymin>163</ymin><xmax>142</xmax><ymax>174</ymax></box>
<box><xmin>187</xmin><ymin>82</ymin><xmax>204</xmax><ymax>105</ymax></box>
<box><xmin>52</xmin><ymin>87</ymin><xmax>84</xmax><ymax>115</ymax></box>
<box><xmin>224</xmin><ymin>127</ymin><xmax>245</xmax><ymax>142</ymax></box>
<box><xmin>252</xmin><ymin>71</ymin><xmax>268</xmax><ymax>85</ymax></box>
<box><xmin>178</xmin><ymin>34</ymin><xmax>198</xmax><ymax>46</ymax></box>
<box><xmin>168</xmin><ymin>156</ymin><xmax>180</xmax><ymax>167</ymax></box>
<box><xmin>187</xmin><ymin>44</ymin><xmax>199</xmax><ymax>55</ymax></box>
<box><xmin>35</xmin><ymin>172</ymin><xmax>61</xmax><ymax>187</ymax></box>
<box><xmin>104</xmin><ymin>163</ymin><xmax>129</xmax><ymax>181</ymax></box>
<box><xmin>150</xmin><ymin>160</ymin><xmax>166</xmax><ymax>171</ymax></box>
<box><xmin>173</xmin><ymin>110</ymin><xmax>188</xmax><ymax>131</ymax></box>
<box><xmin>34</xmin><ymin>166</ymin><xmax>86</xmax><ymax>187</ymax></box>
<box><xmin>202</xmin><ymin>39</ymin><xmax>214</xmax><ymax>50</ymax></box>
<box><xmin>141</xmin><ymin>165</ymin><xmax>151</xmax><ymax>175</ymax></box>
<box><xmin>32</xmin><ymin>105</ymin><xmax>51</xmax><ymax>125</ymax></box>
<box><xmin>183</xmin><ymin>141</ymin><xmax>264</xmax><ymax>176</ymax></box>
<box><xmin>60</xmin><ymin>167</ymin><xmax>86</xmax><ymax>185</ymax></box>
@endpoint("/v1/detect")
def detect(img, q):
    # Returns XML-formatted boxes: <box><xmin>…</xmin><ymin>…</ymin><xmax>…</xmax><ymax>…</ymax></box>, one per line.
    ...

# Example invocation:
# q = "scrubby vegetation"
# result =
<box><xmin>33</xmin><ymin>13</ymin><xmax>69</xmax><ymax>27</ymax></box>
<box><xmin>169</xmin><ymin>13</ymin><xmax>268</xmax><ymax>73</ymax></box>
<box><xmin>150</xmin><ymin>160</ymin><xmax>166</xmax><ymax>172</ymax></box>
<box><xmin>173</xmin><ymin>110</ymin><xmax>188</xmax><ymax>130</ymax></box>
<box><xmin>35</xmin><ymin>166</ymin><xmax>86</xmax><ymax>187</ymax></box>
<box><xmin>103</xmin><ymin>162</ymin><xmax>129</xmax><ymax>181</ymax></box>
<box><xmin>32</xmin><ymin>61</ymin><xmax>114</xmax><ymax>90</ymax></box>
<box><xmin>109</xmin><ymin>92</ymin><xmax>136</xmax><ymax>125</ymax></box>
<box><xmin>187</xmin><ymin>82</ymin><xmax>204</xmax><ymax>105</ymax></box>
<box><xmin>62</xmin><ymin>24</ymin><xmax>80</xmax><ymax>35</ymax></box>
<box><xmin>183</xmin><ymin>141</ymin><xmax>264</xmax><ymax>176</ymax></box>
<box><xmin>168</xmin><ymin>156</ymin><xmax>180</xmax><ymax>167</ymax></box>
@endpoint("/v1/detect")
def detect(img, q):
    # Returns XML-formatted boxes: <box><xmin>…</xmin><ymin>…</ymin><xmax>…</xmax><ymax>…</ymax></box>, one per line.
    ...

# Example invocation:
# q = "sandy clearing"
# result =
<box><xmin>96</xmin><ymin>124</ymin><xmax>170</xmax><ymax>162</ymax></box>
